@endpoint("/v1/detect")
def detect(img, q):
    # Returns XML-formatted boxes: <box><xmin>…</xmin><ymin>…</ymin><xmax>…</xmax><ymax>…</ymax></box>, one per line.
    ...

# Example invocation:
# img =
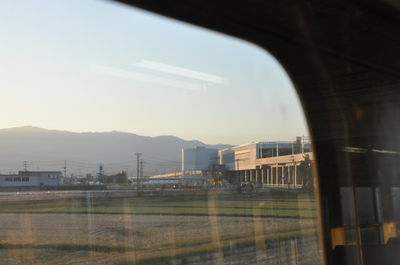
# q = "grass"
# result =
<box><xmin>156</xmin><ymin>223</ymin><xmax>317</xmax><ymax>251</ymax></box>
<box><xmin>113</xmin><ymin>227</ymin><xmax>319</xmax><ymax>265</ymax></box>
<box><xmin>0</xmin><ymin>192</ymin><xmax>317</xmax><ymax>218</ymax></box>
<box><xmin>0</xmin><ymin>190</ymin><xmax>321</xmax><ymax>264</ymax></box>
<box><xmin>0</xmin><ymin>243</ymin><xmax>131</xmax><ymax>253</ymax></box>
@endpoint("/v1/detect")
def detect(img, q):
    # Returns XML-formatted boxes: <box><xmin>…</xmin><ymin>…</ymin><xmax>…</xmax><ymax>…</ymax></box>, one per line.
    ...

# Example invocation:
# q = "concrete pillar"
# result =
<box><xmin>275</xmin><ymin>164</ymin><xmax>279</xmax><ymax>185</ymax></box>
<box><xmin>279</xmin><ymin>166</ymin><xmax>282</xmax><ymax>185</ymax></box>
<box><xmin>285</xmin><ymin>166</ymin><xmax>288</xmax><ymax>186</ymax></box>
<box><xmin>268</xmin><ymin>167</ymin><xmax>271</xmax><ymax>185</ymax></box>
<box><xmin>270</xmin><ymin>167</ymin><xmax>273</xmax><ymax>185</ymax></box>
<box><xmin>245</xmin><ymin>170</ymin><xmax>248</xmax><ymax>182</ymax></box>
<box><xmin>271</xmin><ymin>167</ymin><xmax>275</xmax><ymax>185</ymax></box>
<box><xmin>261</xmin><ymin>166</ymin><xmax>265</xmax><ymax>184</ymax></box>
<box><xmin>282</xmin><ymin>166</ymin><xmax>285</xmax><ymax>185</ymax></box>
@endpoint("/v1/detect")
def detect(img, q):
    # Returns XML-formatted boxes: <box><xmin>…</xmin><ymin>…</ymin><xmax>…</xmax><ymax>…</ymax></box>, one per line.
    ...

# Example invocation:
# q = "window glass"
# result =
<box><xmin>356</xmin><ymin>188</ymin><xmax>377</xmax><ymax>225</ymax></box>
<box><xmin>0</xmin><ymin>0</ymin><xmax>322</xmax><ymax>264</ymax></box>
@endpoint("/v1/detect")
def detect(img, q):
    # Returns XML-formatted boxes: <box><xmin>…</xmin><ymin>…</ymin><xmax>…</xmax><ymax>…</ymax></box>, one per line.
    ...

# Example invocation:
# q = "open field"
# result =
<box><xmin>0</xmin><ymin>190</ymin><xmax>323</xmax><ymax>264</ymax></box>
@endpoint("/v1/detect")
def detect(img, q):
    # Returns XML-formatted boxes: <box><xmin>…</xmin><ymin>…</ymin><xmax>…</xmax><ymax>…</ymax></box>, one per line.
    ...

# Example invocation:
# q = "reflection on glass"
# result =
<box><xmin>344</xmin><ymin>229</ymin><xmax>358</xmax><ymax>245</ymax></box>
<box><xmin>0</xmin><ymin>0</ymin><xmax>322</xmax><ymax>264</ymax></box>
<box><xmin>341</xmin><ymin>187</ymin><xmax>356</xmax><ymax>226</ymax></box>
<box><xmin>392</xmin><ymin>188</ymin><xmax>400</xmax><ymax>222</ymax></box>
<box><xmin>356</xmin><ymin>188</ymin><xmax>377</xmax><ymax>225</ymax></box>
<box><xmin>360</xmin><ymin>227</ymin><xmax>380</xmax><ymax>246</ymax></box>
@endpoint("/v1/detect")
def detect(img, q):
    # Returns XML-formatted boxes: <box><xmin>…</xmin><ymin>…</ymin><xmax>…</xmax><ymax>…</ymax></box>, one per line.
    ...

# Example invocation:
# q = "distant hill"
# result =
<box><xmin>0</xmin><ymin>126</ymin><xmax>233</xmax><ymax>176</ymax></box>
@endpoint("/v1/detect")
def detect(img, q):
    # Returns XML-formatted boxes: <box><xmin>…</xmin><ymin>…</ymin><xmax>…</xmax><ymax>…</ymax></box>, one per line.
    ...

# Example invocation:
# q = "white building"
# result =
<box><xmin>181</xmin><ymin>136</ymin><xmax>312</xmax><ymax>187</ymax></box>
<box><xmin>220</xmin><ymin>136</ymin><xmax>311</xmax><ymax>171</ymax></box>
<box><xmin>219</xmin><ymin>137</ymin><xmax>312</xmax><ymax>187</ymax></box>
<box><xmin>0</xmin><ymin>171</ymin><xmax>61</xmax><ymax>187</ymax></box>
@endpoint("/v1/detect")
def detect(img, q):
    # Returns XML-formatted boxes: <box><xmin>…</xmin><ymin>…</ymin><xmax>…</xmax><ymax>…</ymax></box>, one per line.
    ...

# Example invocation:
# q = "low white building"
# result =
<box><xmin>0</xmin><ymin>171</ymin><xmax>61</xmax><ymax>187</ymax></box>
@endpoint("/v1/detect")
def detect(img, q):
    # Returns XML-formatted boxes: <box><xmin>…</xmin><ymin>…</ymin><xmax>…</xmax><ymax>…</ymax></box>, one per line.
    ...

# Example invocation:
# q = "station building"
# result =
<box><xmin>0</xmin><ymin>171</ymin><xmax>61</xmax><ymax>187</ymax></box>
<box><xmin>181</xmin><ymin>136</ymin><xmax>312</xmax><ymax>187</ymax></box>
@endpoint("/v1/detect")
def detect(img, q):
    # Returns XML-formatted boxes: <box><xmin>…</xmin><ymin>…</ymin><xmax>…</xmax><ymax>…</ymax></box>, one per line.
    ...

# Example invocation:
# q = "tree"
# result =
<box><xmin>115</xmin><ymin>171</ymin><xmax>128</xmax><ymax>184</ymax></box>
<box><xmin>247</xmin><ymin>182</ymin><xmax>254</xmax><ymax>192</ymax></box>
<box><xmin>101</xmin><ymin>171</ymin><xmax>128</xmax><ymax>184</ymax></box>
<box><xmin>102</xmin><ymin>175</ymin><xmax>114</xmax><ymax>184</ymax></box>
<box><xmin>299</xmin><ymin>154</ymin><xmax>314</xmax><ymax>192</ymax></box>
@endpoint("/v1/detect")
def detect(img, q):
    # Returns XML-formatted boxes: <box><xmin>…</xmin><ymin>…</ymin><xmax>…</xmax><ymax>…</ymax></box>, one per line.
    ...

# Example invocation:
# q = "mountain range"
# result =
<box><xmin>0</xmin><ymin>126</ymin><xmax>233</xmax><ymax>177</ymax></box>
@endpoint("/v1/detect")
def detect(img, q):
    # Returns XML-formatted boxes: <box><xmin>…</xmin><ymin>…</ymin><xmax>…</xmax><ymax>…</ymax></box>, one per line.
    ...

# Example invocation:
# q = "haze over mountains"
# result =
<box><xmin>0</xmin><ymin>126</ymin><xmax>233</xmax><ymax>176</ymax></box>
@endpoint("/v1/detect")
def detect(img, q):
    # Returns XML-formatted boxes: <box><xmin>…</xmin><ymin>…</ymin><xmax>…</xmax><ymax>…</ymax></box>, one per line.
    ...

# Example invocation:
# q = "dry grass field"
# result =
<box><xmin>0</xmin><ymin>190</ymin><xmax>323</xmax><ymax>264</ymax></box>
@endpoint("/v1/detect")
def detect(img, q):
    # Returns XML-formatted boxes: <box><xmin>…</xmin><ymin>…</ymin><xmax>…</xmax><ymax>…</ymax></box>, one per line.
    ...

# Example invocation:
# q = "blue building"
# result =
<box><xmin>181</xmin><ymin>146</ymin><xmax>219</xmax><ymax>185</ymax></box>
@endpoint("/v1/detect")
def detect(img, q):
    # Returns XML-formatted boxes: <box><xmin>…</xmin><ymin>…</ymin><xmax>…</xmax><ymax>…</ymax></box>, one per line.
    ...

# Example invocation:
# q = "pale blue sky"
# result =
<box><xmin>0</xmin><ymin>0</ymin><xmax>308</xmax><ymax>145</ymax></box>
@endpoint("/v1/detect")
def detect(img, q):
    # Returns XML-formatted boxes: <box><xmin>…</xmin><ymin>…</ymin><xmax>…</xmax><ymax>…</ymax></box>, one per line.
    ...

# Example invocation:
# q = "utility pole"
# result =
<box><xmin>135</xmin><ymin>153</ymin><xmax>142</xmax><ymax>194</ymax></box>
<box><xmin>140</xmin><ymin>159</ymin><xmax>144</xmax><ymax>178</ymax></box>
<box><xmin>140</xmin><ymin>159</ymin><xmax>144</xmax><ymax>187</ymax></box>
<box><xmin>23</xmin><ymin>161</ymin><xmax>28</xmax><ymax>171</ymax></box>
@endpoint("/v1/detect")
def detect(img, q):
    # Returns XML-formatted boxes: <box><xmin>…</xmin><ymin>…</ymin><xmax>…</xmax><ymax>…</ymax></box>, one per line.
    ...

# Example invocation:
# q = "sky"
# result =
<box><xmin>0</xmin><ymin>0</ymin><xmax>309</xmax><ymax>146</ymax></box>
